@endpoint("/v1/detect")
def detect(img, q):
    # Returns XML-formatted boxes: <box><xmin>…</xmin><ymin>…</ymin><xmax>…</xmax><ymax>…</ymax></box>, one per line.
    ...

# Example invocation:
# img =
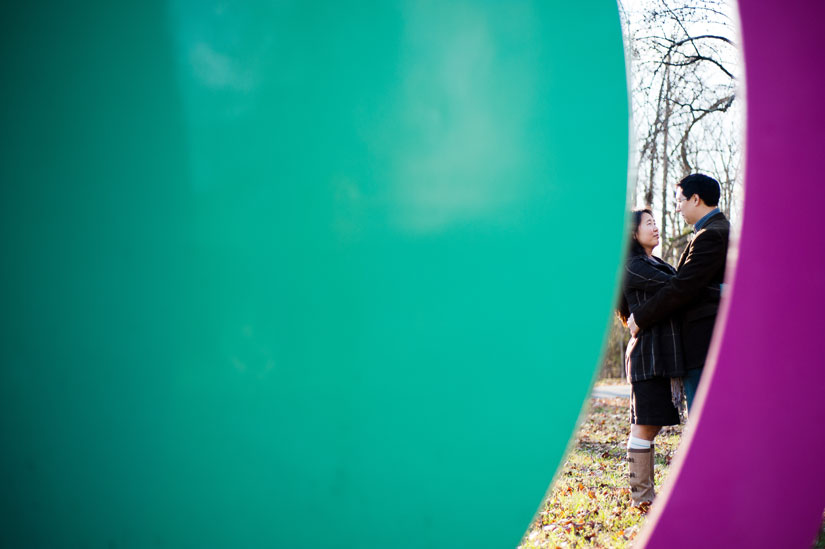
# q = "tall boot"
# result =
<box><xmin>628</xmin><ymin>447</ymin><xmax>655</xmax><ymax>505</ymax></box>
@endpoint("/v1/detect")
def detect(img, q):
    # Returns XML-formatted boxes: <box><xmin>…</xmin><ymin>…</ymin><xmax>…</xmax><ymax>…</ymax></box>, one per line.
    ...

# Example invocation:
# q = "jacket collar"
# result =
<box><xmin>637</xmin><ymin>253</ymin><xmax>675</xmax><ymax>271</ymax></box>
<box><xmin>694</xmin><ymin>208</ymin><xmax>721</xmax><ymax>232</ymax></box>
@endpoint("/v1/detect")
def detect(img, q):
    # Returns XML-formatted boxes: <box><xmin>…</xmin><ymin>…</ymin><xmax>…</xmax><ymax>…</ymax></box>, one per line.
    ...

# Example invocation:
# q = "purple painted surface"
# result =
<box><xmin>639</xmin><ymin>1</ymin><xmax>825</xmax><ymax>547</ymax></box>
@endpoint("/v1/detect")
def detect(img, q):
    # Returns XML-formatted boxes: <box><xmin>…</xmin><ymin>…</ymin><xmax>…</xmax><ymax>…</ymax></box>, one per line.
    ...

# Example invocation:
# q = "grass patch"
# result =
<box><xmin>520</xmin><ymin>396</ymin><xmax>682</xmax><ymax>548</ymax></box>
<box><xmin>520</xmin><ymin>390</ymin><xmax>825</xmax><ymax>547</ymax></box>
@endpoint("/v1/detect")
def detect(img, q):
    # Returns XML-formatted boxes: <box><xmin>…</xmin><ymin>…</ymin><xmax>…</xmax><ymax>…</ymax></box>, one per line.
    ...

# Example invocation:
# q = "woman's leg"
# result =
<box><xmin>631</xmin><ymin>424</ymin><xmax>661</xmax><ymax>441</ymax></box>
<box><xmin>628</xmin><ymin>424</ymin><xmax>661</xmax><ymax>505</ymax></box>
<box><xmin>629</xmin><ymin>377</ymin><xmax>678</xmax><ymax>505</ymax></box>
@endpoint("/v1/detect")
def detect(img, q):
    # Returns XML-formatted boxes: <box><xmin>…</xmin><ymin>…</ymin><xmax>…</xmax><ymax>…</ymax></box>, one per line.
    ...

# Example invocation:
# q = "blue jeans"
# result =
<box><xmin>683</xmin><ymin>368</ymin><xmax>704</xmax><ymax>412</ymax></box>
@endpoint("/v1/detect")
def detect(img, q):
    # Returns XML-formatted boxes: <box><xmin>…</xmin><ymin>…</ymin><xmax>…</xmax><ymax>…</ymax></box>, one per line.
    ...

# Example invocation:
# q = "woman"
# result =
<box><xmin>618</xmin><ymin>208</ymin><xmax>686</xmax><ymax>506</ymax></box>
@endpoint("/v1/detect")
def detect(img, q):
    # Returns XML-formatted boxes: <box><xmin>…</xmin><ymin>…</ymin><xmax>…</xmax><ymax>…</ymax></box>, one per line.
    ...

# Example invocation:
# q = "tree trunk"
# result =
<box><xmin>660</xmin><ymin>62</ymin><xmax>672</xmax><ymax>251</ymax></box>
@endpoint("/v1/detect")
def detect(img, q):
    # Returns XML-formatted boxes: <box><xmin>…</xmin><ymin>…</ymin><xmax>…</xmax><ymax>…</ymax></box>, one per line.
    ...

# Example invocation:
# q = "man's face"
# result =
<box><xmin>675</xmin><ymin>187</ymin><xmax>701</xmax><ymax>225</ymax></box>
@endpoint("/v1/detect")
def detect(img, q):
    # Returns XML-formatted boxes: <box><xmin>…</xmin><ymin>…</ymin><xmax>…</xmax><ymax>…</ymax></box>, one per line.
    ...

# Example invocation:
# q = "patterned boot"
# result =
<box><xmin>628</xmin><ymin>446</ymin><xmax>655</xmax><ymax>505</ymax></box>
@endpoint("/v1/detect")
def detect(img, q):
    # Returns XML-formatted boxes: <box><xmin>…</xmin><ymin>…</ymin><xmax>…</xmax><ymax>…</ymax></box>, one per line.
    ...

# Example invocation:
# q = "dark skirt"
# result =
<box><xmin>630</xmin><ymin>376</ymin><xmax>681</xmax><ymax>426</ymax></box>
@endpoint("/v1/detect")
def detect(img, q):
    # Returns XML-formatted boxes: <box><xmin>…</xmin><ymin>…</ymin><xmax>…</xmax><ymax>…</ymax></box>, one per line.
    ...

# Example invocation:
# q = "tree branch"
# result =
<box><xmin>662</xmin><ymin>55</ymin><xmax>735</xmax><ymax>79</ymax></box>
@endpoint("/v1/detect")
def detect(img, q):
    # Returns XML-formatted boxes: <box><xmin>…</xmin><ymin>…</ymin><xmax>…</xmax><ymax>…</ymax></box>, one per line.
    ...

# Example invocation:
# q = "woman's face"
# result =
<box><xmin>635</xmin><ymin>212</ymin><xmax>659</xmax><ymax>252</ymax></box>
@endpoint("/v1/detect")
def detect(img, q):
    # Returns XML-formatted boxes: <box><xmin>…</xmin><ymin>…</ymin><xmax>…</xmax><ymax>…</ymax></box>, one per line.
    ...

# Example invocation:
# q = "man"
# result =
<box><xmin>628</xmin><ymin>173</ymin><xmax>730</xmax><ymax>411</ymax></box>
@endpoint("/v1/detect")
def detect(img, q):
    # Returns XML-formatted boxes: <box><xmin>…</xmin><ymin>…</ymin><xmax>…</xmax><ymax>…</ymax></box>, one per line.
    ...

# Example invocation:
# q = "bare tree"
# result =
<box><xmin>602</xmin><ymin>0</ymin><xmax>742</xmax><ymax>378</ymax></box>
<box><xmin>623</xmin><ymin>0</ymin><xmax>741</xmax><ymax>265</ymax></box>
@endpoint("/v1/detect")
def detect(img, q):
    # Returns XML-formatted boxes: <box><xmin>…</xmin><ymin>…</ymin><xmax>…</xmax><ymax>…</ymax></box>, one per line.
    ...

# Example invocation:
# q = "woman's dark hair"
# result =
<box><xmin>617</xmin><ymin>208</ymin><xmax>653</xmax><ymax>325</ymax></box>
<box><xmin>627</xmin><ymin>208</ymin><xmax>652</xmax><ymax>258</ymax></box>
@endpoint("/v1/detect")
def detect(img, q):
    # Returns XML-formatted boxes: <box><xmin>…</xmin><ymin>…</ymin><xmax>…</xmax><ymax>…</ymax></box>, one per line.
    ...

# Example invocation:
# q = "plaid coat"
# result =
<box><xmin>623</xmin><ymin>254</ymin><xmax>687</xmax><ymax>382</ymax></box>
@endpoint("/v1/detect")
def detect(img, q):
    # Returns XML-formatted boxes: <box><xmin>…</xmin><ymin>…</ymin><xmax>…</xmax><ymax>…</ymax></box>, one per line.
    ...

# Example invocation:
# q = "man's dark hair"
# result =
<box><xmin>677</xmin><ymin>173</ymin><xmax>721</xmax><ymax>206</ymax></box>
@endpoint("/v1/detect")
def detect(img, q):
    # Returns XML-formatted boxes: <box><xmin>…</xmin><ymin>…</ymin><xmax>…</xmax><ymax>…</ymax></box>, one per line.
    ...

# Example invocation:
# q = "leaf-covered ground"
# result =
<box><xmin>519</xmin><ymin>395</ymin><xmax>682</xmax><ymax>548</ymax></box>
<box><xmin>519</xmin><ymin>391</ymin><xmax>825</xmax><ymax>548</ymax></box>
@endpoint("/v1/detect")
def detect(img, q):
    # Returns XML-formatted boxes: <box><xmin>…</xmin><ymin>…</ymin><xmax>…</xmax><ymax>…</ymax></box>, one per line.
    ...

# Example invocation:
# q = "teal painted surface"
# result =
<box><xmin>0</xmin><ymin>2</ymin><xmax>627</xmax><ymax>547</ymax></box>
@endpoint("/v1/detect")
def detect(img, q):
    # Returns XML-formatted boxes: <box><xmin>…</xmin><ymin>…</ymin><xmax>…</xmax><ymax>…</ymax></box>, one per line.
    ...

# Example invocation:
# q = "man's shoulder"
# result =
<box><xmin>705</xmin><ymin>211</ymin><xmax>730</xmax><ymax>231</ymax></box>
<box><xmin>695</xmin><ymin>212</ymin><xmax>730</xmax><ymax>239</ymax></box>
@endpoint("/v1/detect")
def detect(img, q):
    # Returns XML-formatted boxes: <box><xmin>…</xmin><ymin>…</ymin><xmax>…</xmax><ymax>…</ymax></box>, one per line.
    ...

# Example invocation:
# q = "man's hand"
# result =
<box><xmin>628</xmin><ymin>314</ymin><xmax>640</xmax><ymax>337</ymax></box>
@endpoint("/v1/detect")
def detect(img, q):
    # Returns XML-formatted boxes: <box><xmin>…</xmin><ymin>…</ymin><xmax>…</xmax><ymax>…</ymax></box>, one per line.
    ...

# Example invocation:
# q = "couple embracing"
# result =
<box><xmin>617</xmin><ymin>173</ymin><xmax>730</xmax><ymax>506</ymax></box>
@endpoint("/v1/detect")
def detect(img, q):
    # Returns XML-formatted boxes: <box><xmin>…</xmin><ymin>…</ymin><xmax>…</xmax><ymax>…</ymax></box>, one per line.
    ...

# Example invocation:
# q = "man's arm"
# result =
<box><xmin>633</xmin><ymin>229</ymin><xmax>727</xmax><ymax>329</ymax></box>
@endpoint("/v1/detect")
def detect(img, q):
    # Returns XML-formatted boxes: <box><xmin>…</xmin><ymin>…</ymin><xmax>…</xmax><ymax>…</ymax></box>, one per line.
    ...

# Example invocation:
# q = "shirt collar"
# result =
<box><xmin>694</xmin><ymin>208</ymin><xmax>720</xmax><ymax>232</ymax></box>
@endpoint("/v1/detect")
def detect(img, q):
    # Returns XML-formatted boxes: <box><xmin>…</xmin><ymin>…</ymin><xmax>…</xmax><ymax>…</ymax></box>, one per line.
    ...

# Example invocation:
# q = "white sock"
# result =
<box><xmin>628</xmin><ymin>435</ymin><xmax>652</xmax><ymax>450</ymax></box>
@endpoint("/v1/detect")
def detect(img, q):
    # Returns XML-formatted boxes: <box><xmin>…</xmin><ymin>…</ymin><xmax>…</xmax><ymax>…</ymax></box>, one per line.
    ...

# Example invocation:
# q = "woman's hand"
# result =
<box><xmin>628</xmin><ymin>314</ymin><xmax>641</xmax><ymax>337</ymax></box>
